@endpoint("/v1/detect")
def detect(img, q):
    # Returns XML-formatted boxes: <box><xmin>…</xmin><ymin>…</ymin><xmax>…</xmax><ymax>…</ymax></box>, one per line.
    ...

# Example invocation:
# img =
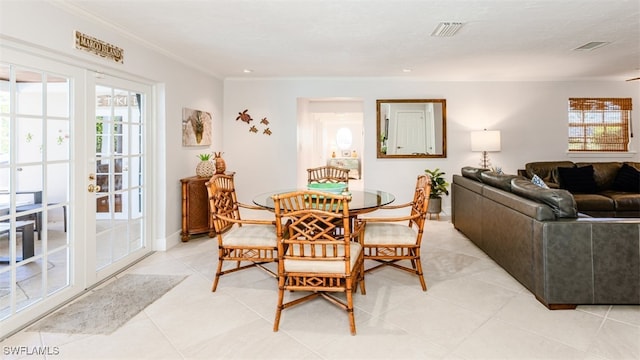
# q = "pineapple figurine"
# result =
<box><xmin>195</xmin><ymin>154</ymin><xmax>215</xmax><ymax>177</ymax></box>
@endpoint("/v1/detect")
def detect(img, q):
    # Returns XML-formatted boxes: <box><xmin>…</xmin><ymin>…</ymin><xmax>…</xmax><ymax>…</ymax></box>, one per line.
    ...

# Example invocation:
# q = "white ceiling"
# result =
<box><xmin>56</xmin><ymin>0</ymin><xmax>640</xmax><ymax>81</ymax></box>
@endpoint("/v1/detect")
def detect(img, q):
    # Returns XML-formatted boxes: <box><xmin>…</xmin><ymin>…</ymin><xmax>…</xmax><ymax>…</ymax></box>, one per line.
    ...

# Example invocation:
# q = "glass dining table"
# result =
<box><xmin>252</xmin><ymin>189</ymin><xmax>395</xmax><ymax>216</ymax></box>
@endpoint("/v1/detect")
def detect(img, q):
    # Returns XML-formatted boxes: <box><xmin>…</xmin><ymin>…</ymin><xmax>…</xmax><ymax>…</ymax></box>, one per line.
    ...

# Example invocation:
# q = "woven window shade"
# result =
<box><xmin>568</xmin><ymin>98</ymin><xmax>632</xmax><ymax>152</ymax></box>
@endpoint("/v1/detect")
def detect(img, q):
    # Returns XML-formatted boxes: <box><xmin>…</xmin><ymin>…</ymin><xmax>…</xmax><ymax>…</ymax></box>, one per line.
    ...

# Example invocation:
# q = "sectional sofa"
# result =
<box><xmin>451</xmin><ymin>166</ymin><xmax>640</xmax><ymax>309</ymax></box>
<box><xmin>518</xmin><ymin>161</ymin><xmax>640</xmax><ymax>217</ymax></box>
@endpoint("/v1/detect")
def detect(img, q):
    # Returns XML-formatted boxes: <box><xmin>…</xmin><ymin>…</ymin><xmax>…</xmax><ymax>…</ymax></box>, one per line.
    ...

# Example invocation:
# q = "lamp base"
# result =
<box><xmin>479</xmin><ymin>151</ymin><xmax>492</xmax><ymax>169</ymax></box>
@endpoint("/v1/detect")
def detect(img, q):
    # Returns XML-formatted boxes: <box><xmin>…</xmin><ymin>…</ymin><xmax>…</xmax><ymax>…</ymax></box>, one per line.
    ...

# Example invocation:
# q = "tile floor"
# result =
<box><xmin>1</xmin><ymin>218</ymin><xmax>639</xmax><ymax>359</ymax></box>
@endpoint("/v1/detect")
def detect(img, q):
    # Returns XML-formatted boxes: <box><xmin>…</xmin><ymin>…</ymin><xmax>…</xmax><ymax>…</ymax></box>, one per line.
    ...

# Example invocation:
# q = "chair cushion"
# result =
<box><xmin>222</xmin><ymin>225</ymin><xmax>277</xmax><ymax>246</ymax></box>
<box><xmin>283</xmin><ymin>242</ymin><xmax>362</xmax><ymax>274</ymax></box>
<box><xmin>363</xmin><ymin>223</ymin><xmax>418</xmax><ymax>245</ymax></box>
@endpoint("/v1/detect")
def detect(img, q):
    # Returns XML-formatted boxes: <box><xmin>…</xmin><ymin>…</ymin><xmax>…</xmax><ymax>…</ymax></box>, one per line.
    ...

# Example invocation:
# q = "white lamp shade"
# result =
<box><xmin>471</xmin><ymin>130</ymin><xmax>501</xmax><ymax>152</ymax></box>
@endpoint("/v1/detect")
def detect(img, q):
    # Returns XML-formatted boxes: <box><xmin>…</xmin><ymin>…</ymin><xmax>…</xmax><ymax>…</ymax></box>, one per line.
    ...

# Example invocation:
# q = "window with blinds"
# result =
<box><xmin>568</xmin><ymin>98</ymin><xmax>632</xmax><ymax>151</ymax></box>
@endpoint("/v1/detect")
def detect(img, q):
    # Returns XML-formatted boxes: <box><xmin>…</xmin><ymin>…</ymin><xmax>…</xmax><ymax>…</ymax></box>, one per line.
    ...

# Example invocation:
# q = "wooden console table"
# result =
<box><xmin>327</xmin><ymin>158</ymin><xmax>361</xmax><ymax>179</ymax></box>
<box><xmin>180</xmin><ymin>172</ymin><xmax>234</xmax><ymax>242</ymax></box>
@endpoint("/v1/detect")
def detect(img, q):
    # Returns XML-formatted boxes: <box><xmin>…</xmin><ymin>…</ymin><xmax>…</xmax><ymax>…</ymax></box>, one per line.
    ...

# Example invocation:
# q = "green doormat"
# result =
<box><xmin>29</xmin><ymin>274</ymin><xmax>186</xmax><ymax>335</ymax></box>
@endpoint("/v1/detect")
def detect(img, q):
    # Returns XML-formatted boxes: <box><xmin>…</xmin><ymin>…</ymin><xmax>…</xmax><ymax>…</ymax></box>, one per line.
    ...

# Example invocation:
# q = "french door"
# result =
<box><xmin>0</xmin><ymin>45</ymin><xmax>153</xmax><ymax>338</ymax></box>
<box><xmin>88</xmin><ymin>77</ymin><xmax>151</xmax><ymax>283</ymax></box>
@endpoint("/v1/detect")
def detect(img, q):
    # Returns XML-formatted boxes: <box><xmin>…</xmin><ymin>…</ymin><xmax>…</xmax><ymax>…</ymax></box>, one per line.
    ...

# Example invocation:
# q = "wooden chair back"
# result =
<box><xmin>307</xmin><ymin>165</ymin><xmax>350</xmax><ymax>184</ymax></box>
<box><xmin>273</xmin><ymin>191</ymin><xmax>352</xmax><ymax>275</ymax></box>
<box><xmin>206</xmin><ymin>173</ymin><xmax>238</xmax><ymax>235</ymax></box>
<box><xmin>409</xmin><ymin>174</ymin><xmax>432</xmax><ymax>233</ymax></box>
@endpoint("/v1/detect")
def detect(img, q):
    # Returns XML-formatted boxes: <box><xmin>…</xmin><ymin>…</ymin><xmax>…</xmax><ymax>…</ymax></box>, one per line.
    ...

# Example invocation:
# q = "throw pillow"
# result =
<box><xmin>612</xmin><ymin>163</ymin><xmax>640</xmax><ymax>193</ymax></box>
<box><xmin>531</xmin><ymin>174</ymin><xmax>550</xmax><ymax>189</ymax></box>
<box><xmin>557</xmin><ymin>165</ymin><xmax>598</xmax><ymax>194</ymax></box>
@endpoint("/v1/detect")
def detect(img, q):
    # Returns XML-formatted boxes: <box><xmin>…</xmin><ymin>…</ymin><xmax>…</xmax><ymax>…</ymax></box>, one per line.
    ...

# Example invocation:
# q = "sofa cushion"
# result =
<box><xmin>611</xmin><ymin>163</ymin><xmax>640</xmax><ymax>193</ymax></box>
<box><xmin>511</xmin><ymin>178</ymin><xmax>578</xmax><ymax>218</ymax></box>
<box><xmin>557</xmin><ymin>165</ymin><xmax>598</xmax><ymax>194</ymax></box>
<box><xmin>531</xmin><ymin>174</ymin><xmax>550</xmax><ymax>189</ymax></box>
<box><xmin>572</xmin><ymin>193</ymin><xmax>616</xmax><ymax>212</ymax></box>
<box><xmin>600</xmin><ymin>191</ymin><xmax>640</xmax><ymax>213</ymax></box>
<box><xmin>461</xmin><ymin>166</ymin><xmax>490</xmax><ymax>182</ymax></box>
<box><xmin>625</xmin><ymin>162</ymin><xmax>640</xmax><ymax>171</ymax></box>
<box><xmin>525</xmin><ymin>161</ymin><xmax>575</xmax><ymax>186</ymax></box>
<box><xmin>576</xmin><ymin>162</ymin><xmax>623</xmax><ymax>190</ymax></box>
<box><xmin>480</xmin><ymin>171</ymin><xmax>521</xmax><ymax>192</ymax></box>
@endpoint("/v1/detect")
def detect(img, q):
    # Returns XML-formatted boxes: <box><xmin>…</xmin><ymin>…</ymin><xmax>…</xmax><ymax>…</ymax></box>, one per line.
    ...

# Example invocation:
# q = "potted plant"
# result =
<box><xmin>195</xmin><ymin>153</ymin><xmax>215</xmax><ymax>178</ymax></box>
<box><xmin>424</xmin><ymin>168</ymin><xmax>449</xmax><ymax>217</ymax></box>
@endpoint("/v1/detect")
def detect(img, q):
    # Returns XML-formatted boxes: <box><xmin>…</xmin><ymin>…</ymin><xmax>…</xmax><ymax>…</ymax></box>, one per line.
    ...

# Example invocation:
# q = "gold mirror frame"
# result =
<box><xmin>376</xmin><ymin>99</ymin><xmax>447</xmax><ymax>158</ymax></box>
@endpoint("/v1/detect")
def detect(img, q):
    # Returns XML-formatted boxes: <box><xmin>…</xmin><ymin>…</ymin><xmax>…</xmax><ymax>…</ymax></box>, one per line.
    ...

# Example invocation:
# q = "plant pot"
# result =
<box><xmin>427</xmin><ymin>197</ymin><xmax>442</xmax><ymax>214</ymax></box>
<box><xmin>196</xmin><ymin>160</ymin><xmax>215</xmax><ymax>178</ymax></box>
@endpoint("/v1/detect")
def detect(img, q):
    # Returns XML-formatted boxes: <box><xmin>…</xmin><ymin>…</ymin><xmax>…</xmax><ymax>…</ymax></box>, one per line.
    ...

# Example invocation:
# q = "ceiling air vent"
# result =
<box><xmin>573</xmin><ymin>41</ymin><xmax>610</xmax><ymax>51</ymax></box>
<box><xmin>431</xmin><ymin>22</ymin><xmax>464</xmax><ymax>37</ymax></box>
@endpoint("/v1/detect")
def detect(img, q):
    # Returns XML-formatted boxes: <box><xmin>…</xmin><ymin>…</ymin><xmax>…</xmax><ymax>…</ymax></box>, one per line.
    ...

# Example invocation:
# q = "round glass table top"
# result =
<box><xmin>252</xmin><ymin>189</ymin><xmax>395</xmax><ymax>214</ymax></box>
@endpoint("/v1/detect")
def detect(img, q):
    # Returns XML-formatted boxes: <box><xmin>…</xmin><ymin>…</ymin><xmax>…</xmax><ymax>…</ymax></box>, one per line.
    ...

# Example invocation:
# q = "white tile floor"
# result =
<box><xmin>2</xmin><ymin>219</ymin><xmax>639</xmax><ymax>359</ymax></box>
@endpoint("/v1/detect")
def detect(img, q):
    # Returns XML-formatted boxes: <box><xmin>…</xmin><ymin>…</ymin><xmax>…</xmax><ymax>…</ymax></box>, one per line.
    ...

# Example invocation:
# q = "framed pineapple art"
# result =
<box><xmin>182</xmin><ymin>107</ymin><xmax>212</xmax><ymax>146</ymax></box>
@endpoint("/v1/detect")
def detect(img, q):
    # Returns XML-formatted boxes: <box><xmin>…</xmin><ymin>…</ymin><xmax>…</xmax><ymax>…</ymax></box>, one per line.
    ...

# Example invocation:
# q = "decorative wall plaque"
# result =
<box><xmin>74</xmin><ymin>31</ymin><xmax>124</xmax><ymax>64</ymax></box>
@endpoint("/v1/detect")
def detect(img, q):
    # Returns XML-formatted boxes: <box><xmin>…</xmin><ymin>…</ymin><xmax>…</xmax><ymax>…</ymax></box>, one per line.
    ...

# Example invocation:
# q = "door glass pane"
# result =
<box><xmin>0</xmin><ymin>64</ymin><xmax>9</xmax><ymax>114</ymax></box>
<box><xmin>0</xmin><ymin>117</ymin><xmax>8</xmax><ymax>168</ymax></box>
<box><xmin>15</xmin><ymin>70</ymin><xmax>42</xmax><ymax>116</ymax></box>
<box><xmin>16</xmin><ymin>117</ymin><xmax>43</xmax><ymax>163</ymax></box>
<box><xmin>47</xmin><ymin>119</ymin><xmax>69</xmax><ymax>161</ymax></box>
<box><xmin>15</xmin><ymin>260</ymin><xmax>44</xmax><ymax>311</ymax></box>
<box><xmin>46</xmin><ymin>77</ymin><xmax>69</xmax><ymax>118</ymax></box>
<box><xmin>47</xmin><ymin>247</ymin><xmax>69</xmax><ymax>296</ymax></box>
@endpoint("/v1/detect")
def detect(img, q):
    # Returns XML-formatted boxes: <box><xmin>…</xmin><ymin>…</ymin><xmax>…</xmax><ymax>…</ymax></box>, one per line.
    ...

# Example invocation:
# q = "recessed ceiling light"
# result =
<box><xmin>431</xmin><ymin>22</ymin><xmax>464</xmax><ymax>37</ymax></box>
<box><xmin>573</xmin><ymin>42</ymin><xmax>610</xmax><ymax>51</ymax></box>
<box><xmin>243</xmin><ymin>69</ymin><xmax>253</xmax><ymax>73</ymax></box>
<box><xmin>402</xmin><ymin>69</ymin><xmax>412</xmax><ymax>73</ymax></box>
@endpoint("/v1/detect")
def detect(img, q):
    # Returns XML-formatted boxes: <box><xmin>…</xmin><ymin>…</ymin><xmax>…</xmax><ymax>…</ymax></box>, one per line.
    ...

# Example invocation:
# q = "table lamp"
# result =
<box><xmin>471</xmin><ymin>129</ymin><xmax>501</xmax><ymax>169</ymax></box>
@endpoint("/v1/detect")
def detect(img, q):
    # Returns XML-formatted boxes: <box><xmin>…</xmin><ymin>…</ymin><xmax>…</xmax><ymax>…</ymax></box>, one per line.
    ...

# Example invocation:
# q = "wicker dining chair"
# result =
<box><xmin>356</xmin><ymin>174</ymin><xmax>431</xmax><ymax>291</ymax></box>
<box><xmin>307</xmin><ymin>165</ymin><xmax>350</xmax><ymax>184</ymax></box>
<box><xmin>271</xmin><ymin>190</ymin><xmax>366</xmax><ymax>335</ymax></box>
<box><xmin>205</xmin><ymin>174</ymin><xmax>278</xmax><ymax>292</ymax></box>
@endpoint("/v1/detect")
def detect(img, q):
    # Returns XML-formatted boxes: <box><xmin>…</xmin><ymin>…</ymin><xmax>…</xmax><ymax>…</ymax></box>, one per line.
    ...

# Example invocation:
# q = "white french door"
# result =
<box><xmin>0</xmin><ymin>44</ymin><xmax>153</xmax><ymax>338</ymax></box>
<box><xmin>87</xmin><ymin>77</ymin><xmax>152</xmax><ymax>283</ymax></box>
<box><xmin>0</xmin><ymin>47</ymin><xmax>83</xmax><ymax>338</ymax></box>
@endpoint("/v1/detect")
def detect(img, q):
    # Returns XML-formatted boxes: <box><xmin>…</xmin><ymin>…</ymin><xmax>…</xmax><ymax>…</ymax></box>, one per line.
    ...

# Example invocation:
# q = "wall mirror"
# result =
<box><xmin>376</xmin><ymin>99</ymin><xmax>447</xmax><ymax>158</ymax></box>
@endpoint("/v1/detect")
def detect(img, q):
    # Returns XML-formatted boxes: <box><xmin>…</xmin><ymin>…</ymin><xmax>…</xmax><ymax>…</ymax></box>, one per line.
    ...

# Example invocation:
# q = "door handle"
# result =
<box><xmin>88</xmin><ymin>184</ymin><xmax>101</xmax><ymax>193</ymax></box>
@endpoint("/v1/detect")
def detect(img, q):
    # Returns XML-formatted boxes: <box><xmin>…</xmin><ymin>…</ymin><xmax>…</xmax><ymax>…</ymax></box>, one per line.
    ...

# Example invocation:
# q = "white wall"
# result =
<box><xmin>3</xmin><ymin>2</ymin><xmax>638</xmax><ymax>240</ymax></box>
<box><xmin>223</xmin><ymin>78</ymin><xmax>639</xmax><ymax>214</ymax></box>
<box><xmin>1</xmin><ymin>1</ymin><xmax>224</xmax><ymax>249</ymax></box>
